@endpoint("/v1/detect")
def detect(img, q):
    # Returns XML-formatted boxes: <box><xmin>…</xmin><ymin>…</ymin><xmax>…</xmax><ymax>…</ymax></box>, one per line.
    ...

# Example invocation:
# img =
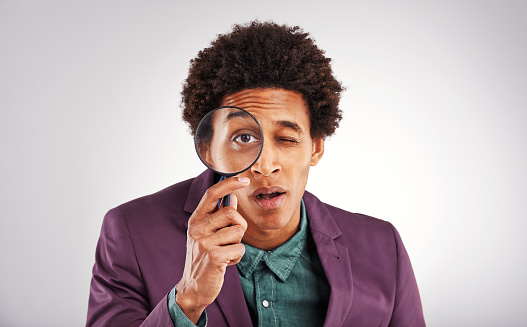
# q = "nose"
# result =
<box><xmin>251</xmin><ymin>141</ymin><xmax>281</xmax><ymax>177</ymax></box>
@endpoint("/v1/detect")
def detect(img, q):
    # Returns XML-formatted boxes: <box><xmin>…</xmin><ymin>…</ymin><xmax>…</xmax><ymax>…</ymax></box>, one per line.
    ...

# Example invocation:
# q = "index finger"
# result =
<box><xmin>193</xmin><ymin>176</ymin><xmax>250</xmax><ymax>220</ymax></box>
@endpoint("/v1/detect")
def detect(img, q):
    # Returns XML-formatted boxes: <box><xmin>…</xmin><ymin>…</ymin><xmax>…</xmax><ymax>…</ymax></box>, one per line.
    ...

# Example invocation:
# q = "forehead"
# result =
<box><xmin>220</xmin><ymin>88</ymin><xmax>310</xmax><ymax>130</ymax></box>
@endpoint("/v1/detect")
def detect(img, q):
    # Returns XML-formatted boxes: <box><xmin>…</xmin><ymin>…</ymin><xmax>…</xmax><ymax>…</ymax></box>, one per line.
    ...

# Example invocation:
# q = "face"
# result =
<box><xmin>220</xmin><ymin>88</ymin><xmax>324</xmax><ymax>238</ymax></box>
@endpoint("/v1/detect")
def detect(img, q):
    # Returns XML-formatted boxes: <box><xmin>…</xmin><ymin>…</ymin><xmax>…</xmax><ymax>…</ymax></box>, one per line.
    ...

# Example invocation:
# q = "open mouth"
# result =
<box><xmin>256</xmin><ymin>192</ymin><xmax>285</xmax><ymax>200</ymax></box>
<box><xmin>252</xmin><ymin>186</ymin><xmax>287</xmax><ymax>209</ymax></box>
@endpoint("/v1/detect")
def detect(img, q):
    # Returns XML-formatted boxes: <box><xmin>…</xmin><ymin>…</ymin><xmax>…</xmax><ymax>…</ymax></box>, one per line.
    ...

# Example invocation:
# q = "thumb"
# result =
<box><xmin>230</xmin><ymin>193</ymin><xmax>238</xmax><ymax>210</ymax></box>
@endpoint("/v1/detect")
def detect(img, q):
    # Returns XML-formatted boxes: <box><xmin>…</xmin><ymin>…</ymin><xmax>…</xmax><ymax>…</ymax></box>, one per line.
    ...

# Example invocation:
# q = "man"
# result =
<box><xmin>87</xmin><ymin>21</ymin><xmax>425</xmax><ymax>326</ymax></box>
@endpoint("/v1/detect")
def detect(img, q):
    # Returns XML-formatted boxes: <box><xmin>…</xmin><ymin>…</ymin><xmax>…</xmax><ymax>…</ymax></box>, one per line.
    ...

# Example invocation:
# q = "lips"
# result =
<box><xmin>251</xmin><ymin>186</ymin><xmax>286</xmax><ymax>209</ymax></box>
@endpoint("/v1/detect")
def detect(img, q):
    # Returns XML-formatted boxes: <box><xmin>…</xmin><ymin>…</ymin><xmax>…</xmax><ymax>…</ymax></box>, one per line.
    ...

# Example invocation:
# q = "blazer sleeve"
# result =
<box><xmin>86</xmin><ymin>208</ymin><xmax>174</xmax><ymax>327</ymax></box>
<box><xmin>388</xmin><ymin>224</ymin><xmax>426</xmax><ymax>327</ymax></box>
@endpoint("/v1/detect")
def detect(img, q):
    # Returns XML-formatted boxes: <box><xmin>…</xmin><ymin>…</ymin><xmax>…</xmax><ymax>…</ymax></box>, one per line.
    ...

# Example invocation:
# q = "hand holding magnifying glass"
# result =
<box><xmin>174</xmin><ymin>107</ymin><xmax>263</xmax><ymax>323</ymax></box>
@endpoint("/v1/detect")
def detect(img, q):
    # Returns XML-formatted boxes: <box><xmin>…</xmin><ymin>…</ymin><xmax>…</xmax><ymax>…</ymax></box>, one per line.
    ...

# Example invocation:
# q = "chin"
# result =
<box><xmin>237</xmin><ymin>196</ymin><xmax>299</xmax><ymax>231</ymax></box>
<box><xmin>252</xmin><ymin>219</ymin><xmax>290</xmax><ymax>231</ymax></box>
<box><xmin>248</xmin><ymin>208</ymin><xmax>295</xmax><ymax>231</ymax></box>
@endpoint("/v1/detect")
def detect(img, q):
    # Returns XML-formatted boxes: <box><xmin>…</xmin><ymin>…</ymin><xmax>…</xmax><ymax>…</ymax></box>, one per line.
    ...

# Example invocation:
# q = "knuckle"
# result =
<box><xmin>188</xmin><ymin>215</ymin><xmax>195</xmax><ymax>224</ymax></box>
<box><xmin>239</xmin><ymin>217</ymin><xmax>248</xmax><ymax>230</ymax></box>
<box><xmin>203</xmin><ymin>216</ymin><xmax>215</xmax><ymax>230</ymax></box>
<box><xmin>223</xmin><ymin>206</ymin><xmax>237</xmax><ymax>217</ymax></box>
<box><xmin>196</xmin><ymin>238</ymin><xmax>210</xmax><ymax>252</ymax></box>
<box><xmin>187</xmin><ymin>227</ymin><xmax>197</xmax><ymax>239</ymax></box>
<box><xmin>233</xmin><ymin>243</ymin><xmax>246</xmax><ymax>256</ymax></box>
<box><xmin>203</xmin><ymin>187</ymin><xmax>218</xmax><ymax>200</ymax></box>
<box><xmin>188</xmin><ymin>214</ymin><xmax>199</xmax><ymax>227</ymax></box>
<box><xmin>187</xmin><ymin>222</ymin><xmax>203</xmax><ymax>238</ymax></box>
<box><xmin>230</xmin><ymin>257</ymin><xmax>242</xmax><ymax>265</ymax></box>
<box><xmin>232</xmin><ymin>225</ymin><xmax>245</xmax><ymax>238</ymax></box>
<box><xmin>208</xmin><ymin>248</ymin><xmax>224</xmax><ymax>263</ymax></box>
<box><xmin>223</xmin><ymin>209</ymin><xmax>246</xmax><ymax>230</ymax></box>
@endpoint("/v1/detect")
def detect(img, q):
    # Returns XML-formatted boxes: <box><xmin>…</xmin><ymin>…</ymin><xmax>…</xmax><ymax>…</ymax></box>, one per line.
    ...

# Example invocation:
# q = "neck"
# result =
<box><xmin>242</xmin><ymin>209</ymin><xmax>301</xmax><ymax>251</ymax></box>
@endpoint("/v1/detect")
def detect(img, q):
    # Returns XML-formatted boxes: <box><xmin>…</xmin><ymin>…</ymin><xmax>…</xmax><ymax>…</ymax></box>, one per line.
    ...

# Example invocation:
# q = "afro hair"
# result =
<box><xmin>181</xmin><ymin>21</ymin><xmax>344</xmax><ymax>139</ymax></box>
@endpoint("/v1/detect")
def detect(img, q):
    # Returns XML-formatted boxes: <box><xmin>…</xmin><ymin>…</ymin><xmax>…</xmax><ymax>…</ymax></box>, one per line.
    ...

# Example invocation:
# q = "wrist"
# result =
<box><xmin>175</xmin><ymin>285</ymin><xmax>206</xmax><ymax>324</ymax></box>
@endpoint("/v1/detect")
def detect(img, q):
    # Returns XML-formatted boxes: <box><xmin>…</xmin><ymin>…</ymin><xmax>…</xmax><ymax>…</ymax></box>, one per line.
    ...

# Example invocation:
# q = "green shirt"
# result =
<box><xmin>236</xmin><ymin>201</ymin><xmax>330</xmax><ymax>326</ymax></box>
<box><xmin>168</xmin><ymin>201</ymin><xmax>330</xmax><ymax>326</ymax></box>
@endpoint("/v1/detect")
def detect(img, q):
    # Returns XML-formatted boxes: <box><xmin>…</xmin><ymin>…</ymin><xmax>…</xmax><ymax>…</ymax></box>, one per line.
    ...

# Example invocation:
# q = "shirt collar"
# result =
<box><xmin>237</xmin><ymin>200</ymin><xmax>308</xmax><ymax>282</ymax></box>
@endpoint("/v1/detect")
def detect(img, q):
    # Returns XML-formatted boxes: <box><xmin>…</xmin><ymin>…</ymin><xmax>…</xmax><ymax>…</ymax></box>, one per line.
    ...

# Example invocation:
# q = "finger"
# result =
<box><xmin>230</xmin><ymin>193</ymin><xmax>238</xmax><ymax>210</ymax></box>
<box><xmin>206</xmin><ymin>224</ymin><xmax>246</xmax><ymax>247</ymax></box>
<box><xmin>227</xmin><ymin>256</ymin><xmax>243</xmax><ymax>266</ymax></box>
<box><xmin>193</xmin><ymin>177</ymin><xmax>250</xmax><ymax>220</ymax></box>
<box><xmin>209</xmin><ymin>243</ymin><xmax>245</xmax><ymax>266</ymax></box>
<box><xmin>190</xmin><ymin>206</ymin><xmax>247</xmax><ymax>237</ymax></box>
<box><xmin>215</xmin><ymin>192</ymin><xmax>238</xmax><ymax>212</ymax></box>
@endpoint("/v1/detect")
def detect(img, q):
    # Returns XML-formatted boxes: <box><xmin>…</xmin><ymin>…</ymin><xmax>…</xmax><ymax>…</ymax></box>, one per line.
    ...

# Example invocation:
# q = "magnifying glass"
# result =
<box><xmin>194</xmin><ymin>106</ymin><xmax>263</xmax><ymax>207</ymax></box>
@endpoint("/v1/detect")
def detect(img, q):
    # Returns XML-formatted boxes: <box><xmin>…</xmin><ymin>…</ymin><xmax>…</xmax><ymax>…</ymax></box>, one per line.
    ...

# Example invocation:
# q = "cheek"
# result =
<box><xmin>281</xmin><ymin>145</ymin><xmax>313</xmax><ymax>171</ymax></box>
<box><xmin>282</xmin><ymin>151</ymin><xmax>312</xmax><ymax>189</ymax></box>
<box><xmin>231</xmin><ymin>186</ymin><xmax>253</xmax><ymax>209</ymax></box>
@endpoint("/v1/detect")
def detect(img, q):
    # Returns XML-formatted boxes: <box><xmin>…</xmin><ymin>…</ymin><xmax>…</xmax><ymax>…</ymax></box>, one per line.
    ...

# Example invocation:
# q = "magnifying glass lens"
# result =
<box><xmin>195</xmin><ymin>106</ymin><xmax>263</xmax><ymax>177</ymax></box>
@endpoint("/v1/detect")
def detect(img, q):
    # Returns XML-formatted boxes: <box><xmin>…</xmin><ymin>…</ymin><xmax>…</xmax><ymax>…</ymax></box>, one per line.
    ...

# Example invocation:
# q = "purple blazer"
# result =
<box><xmin>87</xmin><ymin>170</ymin><xmax>425</xmax><ymax>326</ymax></box>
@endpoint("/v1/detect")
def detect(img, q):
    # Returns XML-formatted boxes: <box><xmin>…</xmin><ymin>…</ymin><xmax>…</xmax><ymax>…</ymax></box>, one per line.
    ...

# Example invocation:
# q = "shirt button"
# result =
<box><xmin>262</xmin><ymin>300</ymin><xmax>269</xmax><ymax>308</ymax></box>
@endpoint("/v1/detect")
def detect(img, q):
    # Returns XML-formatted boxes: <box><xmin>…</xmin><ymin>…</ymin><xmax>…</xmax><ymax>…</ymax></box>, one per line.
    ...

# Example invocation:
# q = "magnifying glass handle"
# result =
<box><xmin>223</xmin><ymin>193</ymin><xmax>231</xmax><ymax>207</ymax></box>
<box><xmin>216</xmin><ymin>176</ymin><xmax>232</xmax><ymax>208</ymax></box>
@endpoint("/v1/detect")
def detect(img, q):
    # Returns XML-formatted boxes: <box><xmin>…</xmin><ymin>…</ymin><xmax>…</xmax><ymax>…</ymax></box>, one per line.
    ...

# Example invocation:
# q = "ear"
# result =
<box><xmin>199</xmin><ymin>143</ymin><xmax>214</xmax><ymax>168</ymax></box>
<box><xmin>310</xmin><ymin>138</ymin><xmax>324</xmax><ymax>166</ymax></box>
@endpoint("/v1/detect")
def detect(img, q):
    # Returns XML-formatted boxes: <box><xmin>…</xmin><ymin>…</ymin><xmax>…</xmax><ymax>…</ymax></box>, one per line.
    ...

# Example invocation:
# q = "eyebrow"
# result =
<box><xmin>225</xmin><ymin>110</ymin><xmax>251</xmax><ymax>122</ymax></box>
<box><xmin>276</xmin><ymin>120</ymin><xmax>303</xmax><ymax>133</ymax></box>
<box><xmin>224</xmin><ymin>111</ymin><xmax>303</xmax><ymax>134</ymax></box>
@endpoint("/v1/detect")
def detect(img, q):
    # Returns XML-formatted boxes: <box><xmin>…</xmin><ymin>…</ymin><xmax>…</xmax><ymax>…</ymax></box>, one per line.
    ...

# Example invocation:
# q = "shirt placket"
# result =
<box><xmin>255</xmin><ymin>255</ymin><xmax>278</xmax><ymax>327</ymax></box>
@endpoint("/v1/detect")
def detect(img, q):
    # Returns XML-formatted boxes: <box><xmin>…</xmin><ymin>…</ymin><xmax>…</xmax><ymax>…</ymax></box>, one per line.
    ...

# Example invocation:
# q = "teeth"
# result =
<box><xmin>257</xmin><ymin>192</ymin><xmax>281</xmax><ymax>200</ymax></box>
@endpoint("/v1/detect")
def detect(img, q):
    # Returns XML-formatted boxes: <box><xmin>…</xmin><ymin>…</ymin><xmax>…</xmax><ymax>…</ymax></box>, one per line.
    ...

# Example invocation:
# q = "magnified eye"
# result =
<box><xmin>234</xmin><ymin>133</ymin><xmax>258</xmax><ymax>144</ymax></box>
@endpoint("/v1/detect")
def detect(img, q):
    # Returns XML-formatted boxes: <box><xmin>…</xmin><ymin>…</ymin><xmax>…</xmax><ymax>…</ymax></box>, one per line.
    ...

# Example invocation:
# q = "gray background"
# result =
<box><xmin>1</xmin><ymin>1</ymin><xmax>526</xmax><ymax>326</ymax></box>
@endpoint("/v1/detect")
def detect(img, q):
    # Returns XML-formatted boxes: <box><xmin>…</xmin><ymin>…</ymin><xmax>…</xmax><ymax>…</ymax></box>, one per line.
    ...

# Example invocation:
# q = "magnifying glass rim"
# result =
<box><xmin>194</xmin><ymin>105</ymin><xmax>264</xmax><ymax>177</ymax></box>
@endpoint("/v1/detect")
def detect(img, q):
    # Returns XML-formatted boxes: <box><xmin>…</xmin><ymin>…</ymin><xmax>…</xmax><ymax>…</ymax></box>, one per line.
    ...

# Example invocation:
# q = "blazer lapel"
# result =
<box><xmin>215</xmin><ymin>265</ymin><xmax>253</xmax><ymax>326</ymax></box>
<box><xmin>304</xmin><ymin>192</ymin><xmax>354</xmax><ymax>327</ymax></box>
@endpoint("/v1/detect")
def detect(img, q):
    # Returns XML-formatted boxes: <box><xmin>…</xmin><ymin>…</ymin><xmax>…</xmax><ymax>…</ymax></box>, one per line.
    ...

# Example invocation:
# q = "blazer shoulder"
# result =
<box><xmin>324</xmin><ymin>202</ymin><xmax>395</xmax><ymax>232</ymax></box>
<box><xmin>315</xmin><ymin>202</ymin><xmax>402</xmax><ymax>272</ymax></box>
<box><xmin>320</xmin><ymin>202</ymin><xmax>399</xmax><ymax>252</ymax></box>
<box><xmin>111</xmin><ymin>176</ymin><xmax>196</xmax><ymax>223</ymax></box>
<box><xmin>304</xmin><ymin>191</ymin><xmax>396</xmax><ymax>242</ymax></box>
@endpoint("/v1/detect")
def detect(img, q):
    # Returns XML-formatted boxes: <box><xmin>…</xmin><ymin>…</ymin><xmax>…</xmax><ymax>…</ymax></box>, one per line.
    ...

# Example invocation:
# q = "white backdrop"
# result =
<box><xmin>1</xmin><ymin>1</ymin><xmax>526</xmax><ymax>326</ymax></box>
